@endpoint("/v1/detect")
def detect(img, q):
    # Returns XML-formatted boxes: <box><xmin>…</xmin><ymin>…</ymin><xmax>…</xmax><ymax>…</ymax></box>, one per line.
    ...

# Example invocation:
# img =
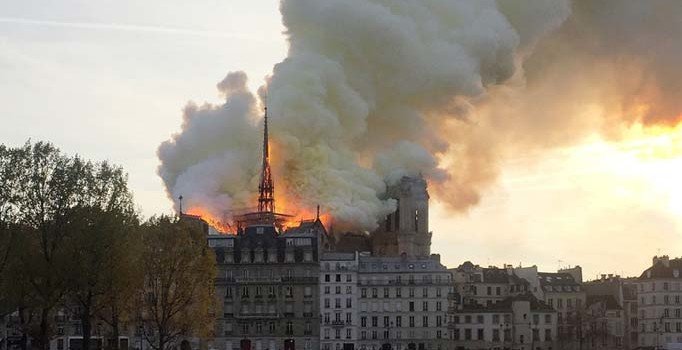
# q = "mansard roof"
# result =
<box><xmin>639</xmin><ymin>258</ymin><xmax>682</xmax><ymax>280</ymax></box>
<box><xmin>458</xmin><ymin>293</ymin><xmax>554</xmax><ymax>313</ymax></box>
<box><xmin>586</xmin><ymin>294</ymin><xmax>622</xmax><ymax>310</ymax></box>
<box><xmin>538</xmin><ymin>272</ymin><xmax>580</xmax><ymax>287</ymax></box>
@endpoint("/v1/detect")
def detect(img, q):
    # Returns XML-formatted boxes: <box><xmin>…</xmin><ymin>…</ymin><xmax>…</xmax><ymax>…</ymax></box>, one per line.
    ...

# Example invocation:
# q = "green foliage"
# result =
<box><xmin>0</xmin><ymin>140</ymin><xmax>139</xmax><ymax>350</ymax></box>
<box><xmin>0</xmin><ymin>140</ymin><xmax>217</xmax><ymax>350</ymax></box>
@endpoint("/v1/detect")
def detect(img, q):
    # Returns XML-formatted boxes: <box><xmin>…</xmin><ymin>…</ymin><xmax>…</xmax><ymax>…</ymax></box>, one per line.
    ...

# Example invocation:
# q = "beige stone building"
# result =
<box><xmin>636</xmin><ymin>255</ymin><xmax>682</xmax><ymax>349</ymax></box>
<box><xmin>448</xmin><ymin>294</ymin><xmax>557</xmax><ymax>350</ymax></box>
<box><xmin>357</xmin><ymin>255</ymin><xmax>451</xmax><ymax>350</ymax></box>
<box><xmin>320</xmin><ymin>253</ymin><xmax>360</xmax><ymax>350</ymax></box>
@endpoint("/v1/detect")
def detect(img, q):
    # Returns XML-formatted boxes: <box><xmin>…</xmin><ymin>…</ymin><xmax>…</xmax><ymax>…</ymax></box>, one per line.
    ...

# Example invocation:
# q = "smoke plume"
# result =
<box><xmin>159</xmin><ymin>0</ymin><xmax>682</xmax><ymax>231</ymax></box>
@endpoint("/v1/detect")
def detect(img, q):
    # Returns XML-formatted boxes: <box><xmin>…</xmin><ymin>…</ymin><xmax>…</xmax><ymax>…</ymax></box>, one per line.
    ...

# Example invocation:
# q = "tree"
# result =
<box><xmin>63</xmin><ymin>205</ymin><xmax>139</xmax><ymax>350</ymax></box>
<box><xmin>96</xmin><ymin>223</ymin><xmax>144</xmax><ymax>350</ymax></box>
<box><xmin>138</xmin><ymin>216</ymin><xmax>217</xmax><ymax>350</ymax></box>
<box><xmin>0</xmin><ymin>141</ymin><xmax>139</xmax><ymax>350</ymax></box>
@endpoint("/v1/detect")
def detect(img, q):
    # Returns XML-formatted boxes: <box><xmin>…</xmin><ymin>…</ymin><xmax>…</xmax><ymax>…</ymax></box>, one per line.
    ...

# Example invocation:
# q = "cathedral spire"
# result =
<box><xmin>258</xmin><ymin>108</ymin><xmax>275</xmax><ymax>213</ymax></box>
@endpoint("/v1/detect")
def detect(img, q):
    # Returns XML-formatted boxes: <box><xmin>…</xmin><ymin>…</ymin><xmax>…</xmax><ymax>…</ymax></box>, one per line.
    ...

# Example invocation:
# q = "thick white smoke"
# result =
<box><xmin>159</xmin><ymin>0</ymin><xmax>682</xmax><ymax>231</ymax></box>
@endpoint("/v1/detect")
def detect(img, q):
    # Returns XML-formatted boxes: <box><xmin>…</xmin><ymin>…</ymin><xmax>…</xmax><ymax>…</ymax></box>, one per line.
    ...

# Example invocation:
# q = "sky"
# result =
<box><xmin>1</xmin><ymin>0</ymin><xmax>680</xmax><ymax>279</ymax></box>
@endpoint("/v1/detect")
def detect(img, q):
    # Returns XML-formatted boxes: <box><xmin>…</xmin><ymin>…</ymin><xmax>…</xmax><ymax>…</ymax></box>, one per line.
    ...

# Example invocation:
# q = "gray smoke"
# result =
<box><xmin>158</xmin><ymin>0</ymin><xmax>681</xmax><ymax>231</ymax></box>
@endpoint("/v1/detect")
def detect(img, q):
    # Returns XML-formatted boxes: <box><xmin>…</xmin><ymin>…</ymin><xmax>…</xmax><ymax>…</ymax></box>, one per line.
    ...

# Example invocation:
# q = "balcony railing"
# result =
<box><xmin>235</xmin><ymin>312</ymin><xmax>280</xmax><ymax>319</ymax></box>
<box><xmin>281</xmin><ymin>276</ymin><xmax>319</xmax><ymax>283</ymax></box>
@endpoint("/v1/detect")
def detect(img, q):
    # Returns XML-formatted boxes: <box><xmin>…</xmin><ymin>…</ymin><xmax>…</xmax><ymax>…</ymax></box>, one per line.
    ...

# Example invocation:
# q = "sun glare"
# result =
<box><xmin>581</xmin><ymin>122</ymin><xmax>682</xmax><ymax>216</ymax></box>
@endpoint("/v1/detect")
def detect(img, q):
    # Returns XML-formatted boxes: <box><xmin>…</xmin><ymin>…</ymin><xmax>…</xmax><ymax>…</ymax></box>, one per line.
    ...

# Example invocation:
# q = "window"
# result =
<box><xmin>346</xmin><ymin>297</ymin><xmax>352</xmax><ymax>308</ymax></box>
<box><xmin>325</xmin><ymin>274</ymin><xmax>330</xmax><ymax>282</ymax></box>
<box><xmin>436</xmin><ymin>301</ymin><xmax>441</xmax><ymax>311</ymax></box>
<box><xmin>324</xmin><ymin>286</ymin><xmax>330</xmax><ymax>294</ymax></box>
<box><xmin>372</xmin><ymin>288</ymin><xmax>378</xmax><ymax>298</ymax></box>
<box><xmin>361</xmin><ymin>288</ymin><xmax>367</xmax><ymax>298</ymax></box>
<box><xmin>324</xmin><ymin>299</ymin><xmax>330</xmax><ymax>308</ymax></box>
<box><xmin>324</xmin><ymin>328</ymin><xmax>330</xmax><ymax>339</ymax></box>
<box><xmin>477</xmin><ymin>329</ymin><xmax>484</xmax><ymax>340</ymax></box>
<box><xmin>335</xmin><ymin>298</ymin><xmax>341</xmax><ymax>308</ymax></box>
<box><xmin>384</xmin><ymin>288</ymin><xmax>390</xmax><ymax>298</ymax></box>
<box><xmin>423</xmin><ymin>301</ymin><xmax>428</xmax><ymax>312</ymax></box>
<box><xmin>384</xmin><ymin>316</ymin><xmax>390</xmax><ymax>327</ymax></box>
<box><xmin>346</xmin><ymin>328</ymin><xmax>352</xmax><ymax>339</ymax></box>
<box><xmin>545</xmin><ymin>329</ymin><xmax>552</xmax><ymax>341</ymax></box>
<box><xmin>487</xmin><ymin>286</ymin><xmax>492</xmax><ymax>295</ymax></box>
<box><xmin>372</xmin><ymin>317</ymin><xmax>378</xmax><ymax>327</ymax></box>
<box><xmin>409</xmin><ymin>302</ymin><xmax>414</xmax><ymax>311</ymax></box>
<box><xmin>397</xmin><ymin>288</ymin><xmax>402</xmax><ymax>297</ymax></box>
<box><xmin>346</xmin><ymin>274</ymin><xmax>352</xmax><ymax>282</ymax></box>
<box><xmin>545</xmin><ymin>314</ymin><xmax>551</xmax><ymax>324</ymax></box>
<box><xmin>422</xmin><ymin>288</ymin><xmax>428</xmax><ymax>298</ymax></box>
<box><xmin>335</xmin><ymin>329</ymin><xmax>341</xmax><ymax>339</ymax></box>
<box><xmin>361</xmin><ymin>317</ymin><xmax>367</xmax><ymax>327</ymax></box>
<box><xmin>286</xmin><ymin>321</ymin><xmax>293</xmax><ymax>335</ymax></box>
<box><xmin>346</xmin><ymin>286</ymin><xmax>352</xmax><ymax>294</ymax></box>
<box><xmin>346</xmin><ymin>312</ymin><xmax>352</xmax><ymax>323</ymax></box>
<box><xmin>336</xmin><ymin>274</ymin><xmax>341</xmax><ymax>282</ymax></box>
<box><xmin>396</xmin><ymin>316</ymin><xmax>402</xmax><ymax>327</ymax></box>
<box><xmin>496</xmin><ymin>286</ymin><xmax>501</xmax><ymax>295</ymax></box>
<box><xmin>335</xmin><ymin>286</ymin><xmax>341</xmax><ymax>294</ymax></box>
<box><xmin>493</xmin><ymin>314</ymin><xmax>500</xmax><ymax>324</ymax></box>
<box><xmin>465</xmin><ymin>329</ymin><xmax>471</xmax><ymax>340</ymax></box>
<box><xmin>409</xmin><ymin>316</ymin><xmax>415</xmax><ymax>327</ymax></box>
<box><xmin>436</xmin><ymin>316</ymin><xmax>442</xmax><ymax>327</ymax></box>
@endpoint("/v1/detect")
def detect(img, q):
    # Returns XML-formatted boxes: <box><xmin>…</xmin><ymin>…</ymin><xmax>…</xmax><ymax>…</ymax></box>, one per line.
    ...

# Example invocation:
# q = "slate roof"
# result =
<box><xmin>587</xmin><ymin>294</ymin><xmax>622</xmax><ymax>310</ymax></box>
<box><xmin>538</xmin><ymin>272</ymin><xmax>580</xmax><ymax>287</ymax></box>
<box><xmin>639</xmin><ymin>258</ymin><xmax>682</xmax><ymax>280</ymax></box>
<box><xmin>458</xmin><ymin>292</ymin><xmax>555</xmax><ymax>313</ymax></box>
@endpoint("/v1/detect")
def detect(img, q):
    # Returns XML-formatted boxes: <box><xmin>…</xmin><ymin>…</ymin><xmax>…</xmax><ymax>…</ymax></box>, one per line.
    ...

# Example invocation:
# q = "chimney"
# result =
<box><xmin>559</xmin><ymin>266</ymin><xmax>583</xmax><ymax>283</ymax></box>
<box><xmin>653</xmin><ymin>255</ymin><xmax>670</xmax><ymax>267</ymax></box>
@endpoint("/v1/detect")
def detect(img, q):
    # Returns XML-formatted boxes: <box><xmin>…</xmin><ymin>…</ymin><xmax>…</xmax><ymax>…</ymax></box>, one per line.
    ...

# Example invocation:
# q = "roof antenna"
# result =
<box><xmin>178</xmin><ymin>195</ymin><xmax>184</xmax><ymax>215</ymax></box>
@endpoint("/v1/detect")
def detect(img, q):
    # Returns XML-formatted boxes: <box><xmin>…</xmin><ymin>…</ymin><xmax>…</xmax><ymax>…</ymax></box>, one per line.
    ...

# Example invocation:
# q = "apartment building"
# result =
<box><xmin>356</xmin><ymin>255</ymin><xmax>451</xmax><ymax>350</ymax></box>
<box><xmin>636</xmin><ymin>255</ymin><xmax>682</xmax><ymax>349</ymax></box>
<box><xmin>208</xmin><ymin>220</ymin><xmax>326</xmax><ymax>350</ymax></box>
<box><xmin>448</xmin><ymin>294</ymin><xmax>556</xmax><ymax>350</ymax></box>
<box><xmin>320</xmin><ymin>253</ymin><xmax>360</xmax><ymax>350</ymax></box>
<box><xmin>451</xmin><ymin>262</ymin><xmax>531</xmax><ymax>307</ymax></box>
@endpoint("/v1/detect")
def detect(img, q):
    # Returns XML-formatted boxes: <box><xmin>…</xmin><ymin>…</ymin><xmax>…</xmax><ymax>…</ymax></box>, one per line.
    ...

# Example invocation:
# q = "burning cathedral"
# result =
<box><xmin>194</xmin><ymin>110</ymin><xmax>440</xmax><ymax>350</ymax></box>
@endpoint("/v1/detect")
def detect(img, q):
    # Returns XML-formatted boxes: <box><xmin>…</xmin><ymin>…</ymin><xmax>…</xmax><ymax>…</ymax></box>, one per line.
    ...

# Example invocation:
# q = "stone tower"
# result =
<box><xmin>371</xmin><ymin>175</ymin><xmax>432</xmax><ymax>257</ymax></box>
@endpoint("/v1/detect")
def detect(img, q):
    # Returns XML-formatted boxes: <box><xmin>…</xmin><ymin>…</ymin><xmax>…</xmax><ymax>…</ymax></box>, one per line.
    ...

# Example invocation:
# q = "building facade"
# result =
<box><xmin>320</xmin><ymin>253</ymin><xmax>360</xmax><ymax>350</ymax></box>
<box><xmin>636</xmin><ymin>255</ymin><xmax>682</xmax><ymax>349</ymax></box>
<box><xmin>208</xmin><ymin>221</ymin><xmax>326</xmax><ymax>350</ymax></box>
<box><xmin>451</xmin><ymin>262</ymin><xmax>531</xmax><ymax>307</ymax></box>
<box><xmin>448</xmin><ymin>294</ymin><xmax>557</xmax><ymax>350</ymax></box>
<box><xmin>356</xmin><ymin>255</ymin><xmax>451</xmax><ymax>350</ymax></box>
